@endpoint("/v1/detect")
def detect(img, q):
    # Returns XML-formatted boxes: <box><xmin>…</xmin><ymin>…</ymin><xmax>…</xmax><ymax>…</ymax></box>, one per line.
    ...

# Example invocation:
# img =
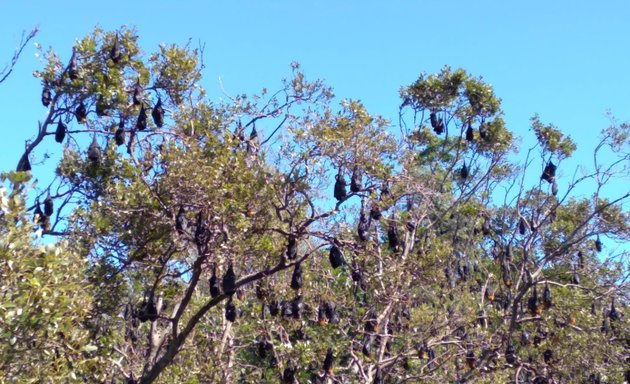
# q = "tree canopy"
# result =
<box><xmin>2</xmin><ymin>26</ymin><xmax>629</xmax><ymax>384</ymax></box>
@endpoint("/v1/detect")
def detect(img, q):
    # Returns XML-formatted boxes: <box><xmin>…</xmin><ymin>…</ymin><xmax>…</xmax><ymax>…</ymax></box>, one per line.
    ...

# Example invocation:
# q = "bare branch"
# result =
<box><xmin>0</xmin><ymin>27</ymin><xmax>38</xmax><ymax>84</ymax></box>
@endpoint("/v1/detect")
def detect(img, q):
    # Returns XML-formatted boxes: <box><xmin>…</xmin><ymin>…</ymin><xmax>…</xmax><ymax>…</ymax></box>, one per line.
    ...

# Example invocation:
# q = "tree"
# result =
<box><xmin>5</xmin><ymin>26</ymin><xmax>629</xmax><ymax>383</ymax></box>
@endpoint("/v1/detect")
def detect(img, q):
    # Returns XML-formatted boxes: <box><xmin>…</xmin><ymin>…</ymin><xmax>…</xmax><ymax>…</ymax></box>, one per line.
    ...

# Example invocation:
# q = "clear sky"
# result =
<box><xmin>1</xmin><ymin>1</ymin><xmax>629</xmax><ymax>200</ymax></box>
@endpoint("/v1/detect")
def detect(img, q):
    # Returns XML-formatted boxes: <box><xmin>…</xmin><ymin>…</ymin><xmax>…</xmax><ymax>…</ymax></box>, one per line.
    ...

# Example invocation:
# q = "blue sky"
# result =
<box><xmin>1</xmin><ymin>1</ymin><xmax>629</xmax><ymax>203</ymax></box>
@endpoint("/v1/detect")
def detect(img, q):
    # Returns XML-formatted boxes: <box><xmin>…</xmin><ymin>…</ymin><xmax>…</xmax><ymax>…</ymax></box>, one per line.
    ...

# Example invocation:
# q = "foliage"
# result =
<box><xmin>3</xmin><ymin>27</ymin><xmax>630</xmax><ymax>384</ymax></box>
<box><xmin>530</xmin><ymin>115</ymin><xmax>577</xmax><ymax>159</ymax></box>
<box><xmin>0</xmin><ymin>175</ymin><xmax>103</xmax><ymax>383</ymax></box>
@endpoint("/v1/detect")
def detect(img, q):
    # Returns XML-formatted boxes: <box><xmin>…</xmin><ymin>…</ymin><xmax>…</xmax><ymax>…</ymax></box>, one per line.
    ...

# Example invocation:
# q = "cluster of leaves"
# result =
<box><xmin>530</xmin><ymin>115</ymin><xmax>577</xmax><ymax>160</ymax></box>
<box><xmin>0</xmin><ymin>174</ymin><xmax>105</xmax><ymax>383</ymax></box>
